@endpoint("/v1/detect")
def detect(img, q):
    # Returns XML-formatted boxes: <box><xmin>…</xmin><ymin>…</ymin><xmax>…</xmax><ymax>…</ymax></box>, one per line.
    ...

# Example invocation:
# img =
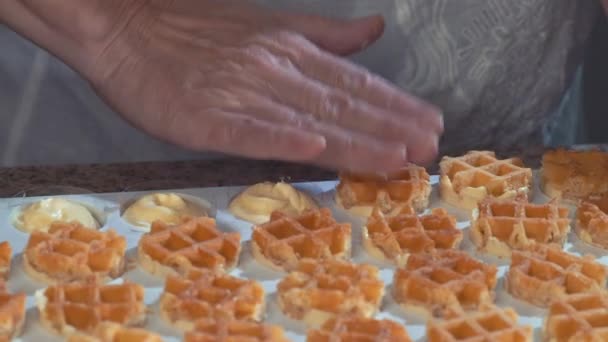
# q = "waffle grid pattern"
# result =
<box><xmin>393</xmin><ymin>250</ymin><xmax>498</xmax><ymax>317</ymax></box>
<box><xmin>38</xmin><ymin>282</ymin><xmax>145</xmax><ymax>333</ymax></box>
<box><xmin>365</xmin><ymin>206</ymin><xmax>462</xmax><ymax>264</ymax></box>
<box><xmin>160</xmin><ymin>269</ymin><xmax>264</xmax><ymax>328</ymax></box>
<box><xmin>337</xmin><ymin>165</ymin><xmax>431</xmax><ymax>211</ymax></box>
<box><xmin>471</xmin><ymin>195</ymin><xmax>570</xmax><ymax>256</ymax></box>
<box><xmin>440</xmin><ymin>151</ymin><xmax>532</xmax><ymax>208</ymax></box>
<box><xmin>427</xmin><ymin>306</ymin><xmax>532</xmax><ymax>342</ymax></box>
<box><xmin>277</xmin><ymin>259</ymin><xmax>384</xmax><ymax>324</ymax></box>
<box><xmin>138</xmin><ymin>217</ymin><xmax>241</xmax><ymax>274</ymax></box>
<box><xmin>25</xmin><ymin>222</ymin><xmax>126</xmax><ymax>282</ymax></box>
<box><xmin>307</xmin><ymin>316</ymin><xmax>412</xmax><ymax>342</ymax></box>
<box><xmin>252</xmin><ymin>209</ymin><xmax>351</xmax><ymax>271</ymax></box>
<box><xmin>545</xmin><ymin>291</ymin><xmax>608</xmax><ymax>341</ymax></box>
<box><xmin>185</xmin><ymin>318</ymin><xmax>289</xmax><ymax>342</ymax></box>
<box><xmin>506</xmin><ymin>244</ymin><xmax>607</xmax><ymax>307</ymax></box>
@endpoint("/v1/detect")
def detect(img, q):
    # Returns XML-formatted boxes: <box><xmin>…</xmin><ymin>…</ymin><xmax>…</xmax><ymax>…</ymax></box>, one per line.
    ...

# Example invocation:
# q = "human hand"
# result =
<box><xmin>82</xmin><ymin>1</ymin><xmax>443</xmax><ymax>172</ymax></box>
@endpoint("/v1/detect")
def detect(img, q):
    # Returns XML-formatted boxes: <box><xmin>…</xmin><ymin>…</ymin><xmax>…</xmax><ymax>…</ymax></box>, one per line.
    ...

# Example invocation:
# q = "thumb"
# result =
<box><xmin>277</xmin><ymin>13</ymin><xmax>385</xmax><ymax>56</ymax></box>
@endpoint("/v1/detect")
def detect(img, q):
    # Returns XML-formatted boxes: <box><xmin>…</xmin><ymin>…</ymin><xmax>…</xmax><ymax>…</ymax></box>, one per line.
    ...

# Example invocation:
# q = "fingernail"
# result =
<box><xmin>431</xmin><ymin>135</ymin><xmax>439</xmax><ymax>155</ymax></box>
<box><xmin>315</xmin><ymin>135</ymin><xmax>327</xmax><ymax>148</ymax></box>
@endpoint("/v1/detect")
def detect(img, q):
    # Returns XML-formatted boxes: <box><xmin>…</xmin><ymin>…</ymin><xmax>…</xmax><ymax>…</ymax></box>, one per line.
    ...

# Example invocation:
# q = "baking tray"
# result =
<box><xmin>1</xmin><ymin>174</ymin><xmax>607</xmax><ymax>341</ymax></box>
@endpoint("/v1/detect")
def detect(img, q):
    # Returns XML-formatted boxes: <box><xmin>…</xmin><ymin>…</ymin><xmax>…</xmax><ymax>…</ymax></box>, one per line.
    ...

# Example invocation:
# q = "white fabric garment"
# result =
<box><xmin>255</xmin><ymin>0</ymin><xmax>599</xmax><ymax>154</ymax></box>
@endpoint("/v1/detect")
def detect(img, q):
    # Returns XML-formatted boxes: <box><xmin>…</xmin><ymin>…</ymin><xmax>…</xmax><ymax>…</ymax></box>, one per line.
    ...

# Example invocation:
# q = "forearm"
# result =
<box><xmin>0</xmin><ymin>0</ymin><xmax>145</xmax><ymax>77</ymax></box>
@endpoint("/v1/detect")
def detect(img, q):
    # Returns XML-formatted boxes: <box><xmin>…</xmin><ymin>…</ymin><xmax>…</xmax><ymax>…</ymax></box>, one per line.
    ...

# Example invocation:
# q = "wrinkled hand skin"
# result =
<box><xmin>85</xmin><ymin>0</ymin><xmax>443</xmax><ymax>172</ymax></box>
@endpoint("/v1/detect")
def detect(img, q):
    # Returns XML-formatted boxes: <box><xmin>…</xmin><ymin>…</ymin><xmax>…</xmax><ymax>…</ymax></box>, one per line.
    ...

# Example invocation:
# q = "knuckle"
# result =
<box><xmin>270</xmin><ymin>30</ymin><xmax>309</xmax><ymax>48</ymax></box>
<box><xmin>337</xmin><ymin>69</ymin><xmax>373</xmax><ymax>91</ymax></box>
<box><xmin>240</xmin><ymin>44</ymin><xmax>271</xmax><ymax>66</ymax></box>
<box><xmin>239</xmin><ymin>43</ymin><xmax>296</xmax><ymax>72</ymax></box>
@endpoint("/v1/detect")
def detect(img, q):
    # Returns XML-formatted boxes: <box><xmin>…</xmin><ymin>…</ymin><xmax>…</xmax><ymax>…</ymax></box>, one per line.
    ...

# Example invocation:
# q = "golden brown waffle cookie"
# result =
<box><xmin>184</xmin><ymin>318</ymin><xmax>290</xmax><ymax>342</ymax></box>
<box><xmin>439</xmin><ymin>151</ymin><xmax>532</xmax><ymax>210</ymax></box>
<box><xmin>277</xmin><ymin>258</ymin><xmax>384</xmax><ymax>327</ymax></box>
<box><xmin>544</xmin><ymin>291</ymin><xmax>608</xmax><ymax>341</ymax></box>
<box><xmin>336</xmin><ymin>165</ymin><xmax>431</xmax><ymax>216</ymax></box>
<box><xmin>35</xmin><ymin>281</ymin><xmax>146</xmax><ymax>336</ymax></box>
<box><xmin>307</xmin><ymin>315</ymin><xmax>412</xmax><ymax>342</ymax></box>
<box><xmin>393</xmin><ymin>249</ymin><xmax>498</xmax><ymax>318</ymax></box>
<box><xmin>577</xmin><ymin>193</ymin><xmax>608</xmax><ymax>249</ymax></box>
<box><xmin>23</xmin><ymin>222</ymin><xmax>127</xmax><ymax>284</ymax></box>
<box><xmin>0</xmin><ymin>282</ymin><xmax>26</xmax><ymax>341</ymax></box>
<box><xmin>138</xmin><ymin>217</ymin><xmax>241</xmax><ymax>277</ymax></box>
<box><xmin>160</xmin><ymin>268</ymin><xmax>265</xmax><ymax>331</ymax></box>
<box><xmin>67</xmin><ymin>322</ymin><xmax>163</xmax><ymax>342</ymax></box>
<box><xmin>364</xmin><ymin>205</ymin><xmax>462</xmax><ymax>266</ymax></box>
<box><xmin>0</xmin><ymin>242</ymin><xmax>11</xmax><ymax>280</ymax></box>
<box><xmin>427</xmin><ymin>305</ymin><xmax>532</xmax><ymax>342</ymax></box>
<box><xmin>471</xmin><ymin>194</ymin><xmax>570</xmax><ymax>258</ymax></box>
<box><xmin>541</xmin><ymin>148</ymin><xmax>608</xmax><ymax>201</ymax></box>
<box><xmin>251</xmin><ymin>208</ymin><xmax>351</xmax><ymax>272</ymax></box>
<box><xmin>505</xmin><ymin>244</ymin><xmax>608</xmax><ymax>307</ymax></box>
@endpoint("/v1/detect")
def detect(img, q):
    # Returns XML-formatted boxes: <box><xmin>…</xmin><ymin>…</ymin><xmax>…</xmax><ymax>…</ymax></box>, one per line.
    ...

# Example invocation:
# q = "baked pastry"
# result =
<box><xmin>577</xmin><ymin>193</ymin><xmax>608</xmax><ymax>249</ymax></box>
<box><xmin>35</xmin><ymin>281</ymin><xmax>146</xmax><ymax>336</ymax></box>
<box><xmin>541</xmin><ymin>148</ymin><xmax>608</xmax><ymax>201</ymax></box>
<box><xmin>470</xmin><ymin>194</ymin><xmax>570</xmax><ymax>258</ymax></box>
<box><xmin>439</xmin><ymin>151</ymin><xmax>532</xmax><ymax>210</ymax></box>
<box><xmin>0</xmin><ymin>283</ymin><xmax>26</xmax><ymax>341</ymax></box>
<box><xmin>544</xmin><ymin>291</ymin><xmax>608</xmax><ymax>341</ymax></box>
<box><xmin>277</xmin><ymin>258</ymin><xmax>384</xmax><ymax>327</ymax></box>
<box><xmin>336</xmin><ymin>165</ymin><xmax>431</xmax><ymax>216</ymax></box>
<box><xmin>505</xmin><ymin>243</ymin><xmax>607</xmax><ymax>307</ymax></box>
<box><xmin>67</xmin><ymin>322</ymin><xmax>163</xmax><ymax>342</ymax></box>
<box><xmin>393</xmin><ymin>249</ymin><xmax>498</xmax><ymax>318</ymax></box>
<box><xmin>251</xmin><ymin>208</ymin><xmax>351</xmax><ymax>272</ymax></box>
<box><xmin>24</xmin><ymin>221</ymin><xmax>126</xmax><ymax>283</ymax></box>
<box><xmin>122</xmin><ymin>192</ymin><xmax>210</xmax><ymax>231</ymax></box>
<box><xmin>184</xmin><ymin>318</ymin><xmax>290</xmax><ymax>342</ymax></box>
<box><xmin>364</xmin><ymin>205</ymin><xmax>462</xmax><ymax>266</ymax></box>
<box><xmin>307</xmin><ymin>316</ymin><xmax>412</xmax><ymax>342</ymax></box>
<box><xmin>427</xmin><ymin>305</ymin><xmax>532</xmax><ymax>342</ymax></box>
<box><xmin>229</xmin><ymin>181</ymin><xmax>318</xmax><ymax>224</ymax></box>
<box><xmin>138</xmin><ymin>217</ymin><xmax>241</xmax><ymax>277</ymax></box>
<box><xmin>160</xmin><ymin>268</ymin><xmax>264</xmax><ymax>330</ymax></box>
<box><xmin>0</xmin><ymin>242</ymin><xmax>12</xmax><ymax>280</ymax></box>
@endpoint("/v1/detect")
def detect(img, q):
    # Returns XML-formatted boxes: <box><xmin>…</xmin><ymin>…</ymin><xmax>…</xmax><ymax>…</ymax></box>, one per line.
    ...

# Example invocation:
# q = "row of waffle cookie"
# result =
<box><xmin>20</xmin><ymin>257</ymin><xmax>454</xmax><ymax>341</ymax></box>
<box><xmin>336</xmin><ymin>150</ymin><xmax>533</xmax><ymax>213</ymax></box>
<box><xmin>20</xmin><ymin>277</ymin><xmax>277</xmax><ymax>342</ymax></box>
<box><xmin>263</xmin><ymin>246</ymin><xmax>532</xmax><ymax>341</ymax></box>
<box><xmin>336</xmin><ymin>148</ymin><xmax>608</xmax><ymax>215</ymax></box>
<box><xmin>28</xmin><ymin>247</ymin><xmax>602</xmax><ymax>341</ymax></box>
<box><xmin>472</xmin><ymin>191</ymin><xmax>608</xmax><ymax>256</ymax></box>
<box><xmin>140</xmin><ymin>256</ymin><xmax>531</xmax><ymax>342</ymax></box>
<box><xmin>19</xmin><ymin>217</ymin><xmax>239</xmax><ymax>285</ymax></box>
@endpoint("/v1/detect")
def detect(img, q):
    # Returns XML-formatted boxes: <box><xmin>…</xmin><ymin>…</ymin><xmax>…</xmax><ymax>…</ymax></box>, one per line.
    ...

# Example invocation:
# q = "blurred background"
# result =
<box><xmin>0</xmin><ymin>14</ymin><xmax>606</xmax><ymax>168</ymax></box>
